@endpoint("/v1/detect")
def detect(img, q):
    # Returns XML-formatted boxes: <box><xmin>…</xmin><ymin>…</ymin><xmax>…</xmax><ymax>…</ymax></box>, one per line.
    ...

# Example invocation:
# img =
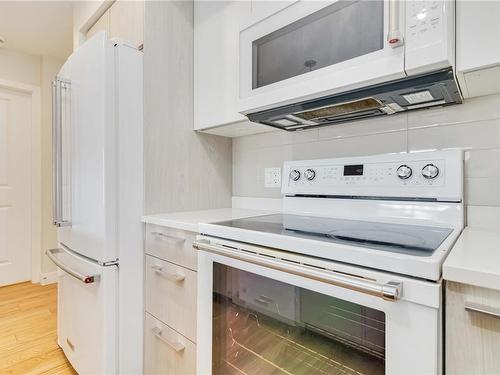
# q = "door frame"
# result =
<box><xmin>0</xmin><ymin>78</ymin><xmax>42</xmax><ymax>283</ymax></box>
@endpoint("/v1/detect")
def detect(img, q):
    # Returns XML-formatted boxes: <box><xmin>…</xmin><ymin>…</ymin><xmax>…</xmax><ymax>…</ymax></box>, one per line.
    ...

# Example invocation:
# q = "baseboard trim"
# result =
<box><xmin>40</xmin><ymin>271</ymin><xmax>58</xmax><ymax>285</ymax></box>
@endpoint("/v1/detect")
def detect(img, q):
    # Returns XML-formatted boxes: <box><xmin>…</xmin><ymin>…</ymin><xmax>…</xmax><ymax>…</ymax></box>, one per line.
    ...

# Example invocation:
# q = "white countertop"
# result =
<box><xmin>443</xmin><ymin>227</ymin><xmax>500</xmax><ymax>291</ymax></box>
<box><xmin>141</xmin><ymin>208</ymin><xmax>276</xmax><ymax>233</ymax></box>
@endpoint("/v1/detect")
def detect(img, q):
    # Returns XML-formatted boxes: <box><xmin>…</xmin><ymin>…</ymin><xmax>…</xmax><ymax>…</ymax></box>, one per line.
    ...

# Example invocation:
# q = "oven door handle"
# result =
<box><xmin>193</xmin><ymin>240</ymin><xmax>402</xmax><ymax>302</ymax></box>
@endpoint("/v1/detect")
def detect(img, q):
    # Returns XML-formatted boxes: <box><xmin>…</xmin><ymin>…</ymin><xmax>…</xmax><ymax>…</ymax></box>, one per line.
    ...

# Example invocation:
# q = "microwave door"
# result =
<box><xmin>238</xmin><ymin>0</ymin><xmax>406</xmax><ymax>114</ymax></box>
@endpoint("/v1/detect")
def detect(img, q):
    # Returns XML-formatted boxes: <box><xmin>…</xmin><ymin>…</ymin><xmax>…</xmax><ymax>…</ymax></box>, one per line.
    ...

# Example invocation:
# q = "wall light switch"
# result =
<box><xmin>265</xmin><ymin>167</ymin><xmax>281</xmax><ymax>188</ymax></box>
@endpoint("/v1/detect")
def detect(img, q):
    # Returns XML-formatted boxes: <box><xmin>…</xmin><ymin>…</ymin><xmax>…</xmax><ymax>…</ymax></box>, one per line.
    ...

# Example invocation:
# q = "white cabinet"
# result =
<box><xmin>456</xmin><ymin>1</ymin><xmax>500</xmax><ymax>98</ymax></box>
<box><xmin>87</xmin><ymin>9</ymin><xmax>110</xmax><ymax>40</ymax></box>
<box><xmin>109</xmin><ymin>0</ymin><xmax>144</xmax><ymax>49</ymax></box>
<box><xmin>194</xmin><ymin>1</ymin><xmax>272</xmax><ymax>137</ymax></box>
<box><xmin>446</xmin><ymin>281</ymin><xmax>500</xmax><ymax>374</ymax></box>
<box><xmin>86</xmin><ymin>0</ymin><xmax>144</xmax><ymax>49</ymax></box>
<box><xmin>247</xmin><ymin>0</ymin><xmax>296</xmax><ymax>27</ymax></box>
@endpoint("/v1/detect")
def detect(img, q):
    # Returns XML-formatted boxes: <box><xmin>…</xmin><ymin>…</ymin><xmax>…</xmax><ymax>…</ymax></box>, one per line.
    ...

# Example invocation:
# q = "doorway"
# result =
<box><xmin>0</xmin><ymin>84</ymin><xmax>39</xmax><ymax>286</ymax></box>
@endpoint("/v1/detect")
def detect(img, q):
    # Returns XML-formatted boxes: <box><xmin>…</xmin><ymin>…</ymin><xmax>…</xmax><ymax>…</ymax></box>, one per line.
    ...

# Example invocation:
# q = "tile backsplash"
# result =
<box><xmin>233</xmin><ymin>93</ymin><xmax>500</xmax><ymax>207</ymax></box>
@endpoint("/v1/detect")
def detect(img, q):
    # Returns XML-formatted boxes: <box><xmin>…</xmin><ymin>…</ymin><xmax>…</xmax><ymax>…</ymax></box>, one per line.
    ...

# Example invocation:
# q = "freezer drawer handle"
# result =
<box><xmin>151</xmin><ymin>327</ymin><xmax>185</xmax><ymax>352</ymax></box>
<box><xmin>151</xmin><ymin>265</ymin><xmax>185</xmax><ymax>282</ymax></box>
<box><xmin>151</xmin><ymin>231</ymin><xmax>186</xmax><ymax>244</ymax></box>
<box><xmin>46</xmin><ymin>248</ymin><xmax>100</xmax><ymax>284</ymax></box>
<box><xmin>193</xmin><ymin>240</ymin><xmax>402</xmax><ymax>302</ymax></box>
<box><xmin>465</xmin><ymin>302</ymin><xmax>500</xmax><ymax>319</ymax></box>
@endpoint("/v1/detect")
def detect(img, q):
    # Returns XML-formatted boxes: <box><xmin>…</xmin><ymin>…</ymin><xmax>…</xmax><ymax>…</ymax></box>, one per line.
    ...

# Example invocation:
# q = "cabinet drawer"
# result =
<box><xmin>145</xmin><ymin>256</ymin><xmax>197</xmax><ymax>342</ymax></box>
<box><xmin>234</xmin><ymin>270</ymin><xmax>297</xmax><ymax>323</ymax></box>
<box><xmin>145</xmin><ymin>224</ymin><xmax>197</xmax><ymax>270</ymax></box>
<box><xmin>144</xmin><ymin>313</ymin><xmax>196</xmax><ymax>375</ymax></box>
<box><xmin>446</xmin><ymin>282</ymin><xmax>500</xmax><ymax>375</ymax></box>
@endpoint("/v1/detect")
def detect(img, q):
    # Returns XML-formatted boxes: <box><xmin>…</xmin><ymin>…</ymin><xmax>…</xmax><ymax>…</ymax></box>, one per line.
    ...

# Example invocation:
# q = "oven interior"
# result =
<box><xmin>212</xmin><ymin>263</ymin><xmax>386</xmax><ymax>375</ymax></box>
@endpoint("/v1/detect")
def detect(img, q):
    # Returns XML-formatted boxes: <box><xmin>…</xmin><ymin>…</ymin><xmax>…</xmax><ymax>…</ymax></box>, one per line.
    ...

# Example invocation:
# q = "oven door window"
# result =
<box><xmin>252</xmin><ymin>1</ymin><xmax>384</xmax><ymax>89</ymax></box>
<box><xmin>213</xmin><ymin>263</ymin><xmax>385</xmax><ymax>374</ymax></box>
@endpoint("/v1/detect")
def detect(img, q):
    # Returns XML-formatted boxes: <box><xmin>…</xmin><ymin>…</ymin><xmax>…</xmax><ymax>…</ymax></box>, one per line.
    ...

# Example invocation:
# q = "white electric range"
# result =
<box><xmin>195</xmin><ymin>150</ymin><xmax>464</xmax><ymax>375</ymax></box>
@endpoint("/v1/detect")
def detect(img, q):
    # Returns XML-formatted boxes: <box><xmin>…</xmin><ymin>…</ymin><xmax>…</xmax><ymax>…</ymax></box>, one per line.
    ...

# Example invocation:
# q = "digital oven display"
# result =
<box><xmin>343</xmin><ymin>164</ymin><xmax>364</xmax><ymax>176</ymax></box>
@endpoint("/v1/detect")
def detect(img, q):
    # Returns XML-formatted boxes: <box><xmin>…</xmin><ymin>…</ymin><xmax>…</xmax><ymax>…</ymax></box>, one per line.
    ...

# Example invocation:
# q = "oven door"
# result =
<box><xmin>196</xmin><ymin>237</ymin><xmax>442</xmax><ymax>375</ymax></box>
<box><xmin>239</xmin><ymin>0</ymin><xmax>405</xmax><ymax>114</ymax></box>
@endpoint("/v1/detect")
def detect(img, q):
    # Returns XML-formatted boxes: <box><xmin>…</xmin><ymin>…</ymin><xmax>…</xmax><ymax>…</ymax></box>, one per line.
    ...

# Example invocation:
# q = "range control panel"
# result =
<box><xmin>282</xmin><ymin>151</ymin><xmax>463</xmax><ymax>202</ymax></box>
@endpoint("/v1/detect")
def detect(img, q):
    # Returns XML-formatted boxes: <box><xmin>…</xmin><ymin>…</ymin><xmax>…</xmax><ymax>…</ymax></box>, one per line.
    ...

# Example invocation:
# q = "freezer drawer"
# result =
<box><xmin>55</xmin><ymin>247</ymin><xmax>118</xmax><ymax>375</ymax></box>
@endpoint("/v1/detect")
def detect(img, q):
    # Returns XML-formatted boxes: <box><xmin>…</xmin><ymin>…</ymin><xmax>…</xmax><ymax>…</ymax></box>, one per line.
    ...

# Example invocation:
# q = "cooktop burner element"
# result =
<box><xmin>215</xmin><ymin>214</ymin><xmax>453</xmax><ymax>256</ymax></box>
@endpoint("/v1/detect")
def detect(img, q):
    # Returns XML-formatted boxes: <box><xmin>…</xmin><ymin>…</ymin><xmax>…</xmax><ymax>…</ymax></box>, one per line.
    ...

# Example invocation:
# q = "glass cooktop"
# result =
<box><xmin>213</xmin><ymin>214</ymin><xmax>453</xmax><ymax>257</ymax></box>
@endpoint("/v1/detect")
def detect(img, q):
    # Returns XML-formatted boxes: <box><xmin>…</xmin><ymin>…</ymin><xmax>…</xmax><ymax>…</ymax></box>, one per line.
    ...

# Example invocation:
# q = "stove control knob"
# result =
<box><xmin>304</xmin><ymin>169</ymin><xmax>316</xmax><ymax>181</ymax></box>
<box><xmin>422</xmin><ymin>164</ymin><xmax>439</xmax><ymax>179</ymax></box>
<box><xmin>396</xmin><ymin>165</ymin><xmax>413</xmax><ymax>180</ymax></box>
<box><xmin>290</xmin><ymin>169</ymin><xmax>301</xmax><ymax>181</ymax></box>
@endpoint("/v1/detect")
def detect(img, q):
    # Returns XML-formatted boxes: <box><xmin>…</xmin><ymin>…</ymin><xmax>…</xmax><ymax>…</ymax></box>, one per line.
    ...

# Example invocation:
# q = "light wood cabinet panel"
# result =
<box><xmin>109</xmin><ymin>0</ymin><xmax>144</xmax><ymax>48</ymax></box>
<box><xmin>144</xmin><ymin>0</ymin><xmax>232</xmax><ymax>213</ymax></box>
<box><xmin>86</xmin><ymin>9</ymin><xmax>110</xmax><ymax>40</ymax></box>
<box><xmin>144</xmin><ymin>312</ymin><xmax>196</xmax><ymax>375</ymax></box>
<box><xmin>145</xmin><ymin>224</ymin><xmax>197</xmax><ymax>270</ymax></box>
<box><xmin>446</xmin><ymin>281</ymin><xmax>500</xmax><ymax>375</ymax></box>
<box><xmin>145</xmin><ymin>256</ymin><xmax>197</xmax><ymax>342</ymax></box>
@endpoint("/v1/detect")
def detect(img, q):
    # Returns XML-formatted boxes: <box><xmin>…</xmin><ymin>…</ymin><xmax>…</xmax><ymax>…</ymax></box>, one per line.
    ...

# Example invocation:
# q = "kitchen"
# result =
<box><xmin>0</xmin><ymin>1</ymin><xmax>499</xmax><ymax>374</ymax></box>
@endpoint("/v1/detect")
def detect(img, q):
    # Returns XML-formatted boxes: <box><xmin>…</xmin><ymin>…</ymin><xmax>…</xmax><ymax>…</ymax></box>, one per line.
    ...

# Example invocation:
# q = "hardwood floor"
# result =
<box><xmin>0</xmin><ymin>282</ymin><xmax>76</xmax><ymax>375</ymax></box>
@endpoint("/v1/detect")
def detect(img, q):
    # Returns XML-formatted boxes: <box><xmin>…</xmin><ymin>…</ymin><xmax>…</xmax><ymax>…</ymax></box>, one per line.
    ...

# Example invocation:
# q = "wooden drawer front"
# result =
<box><xmin>145</xmin><ymin>224</ymin><xmax>197</xmax><ymax>270</ymax></box>
<box><xmin>145</xmin><ymin>256</ymin><xmax>197</xmax><ymax>342</ymax></box>
<box><xmin>144</xmin><ymin>313</ymin><xmax>196</xmax><ymax>375</ymax></box>
<box><xmin>446</xmin><ymin>282</ymin><xmax>500</xmax><ymax>375</ymax></box>
<box><xmin>235</xmin><ymin>270</ymin><xmax>297</xmax><ymax>323</ymax></box>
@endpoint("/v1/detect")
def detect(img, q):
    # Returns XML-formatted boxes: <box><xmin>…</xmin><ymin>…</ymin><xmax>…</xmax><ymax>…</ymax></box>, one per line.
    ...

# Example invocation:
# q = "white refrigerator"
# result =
<box><xmin>47</xmin><ymin>33</ymin><xmax>143</xmax><ymax>374</ymax></box>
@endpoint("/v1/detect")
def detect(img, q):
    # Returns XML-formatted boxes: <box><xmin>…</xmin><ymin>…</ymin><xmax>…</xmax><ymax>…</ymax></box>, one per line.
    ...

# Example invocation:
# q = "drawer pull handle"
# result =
<box><xmin>465</xmin><ymin>302</ymin><xmax>500</xmax><ymax>319</ymax></box>
<box><xmin>151</xmin><ymin>231</ymin><xmax>186</xmax><ymax>244</ymax></box>
<box><xmin>255</xmin><ymin>295</ymin><xmax>273</xmax><ymax>305</ymax></box>
<box><xmin>151</xmin><ymin>327</ymin><xmax>185</xmax><ymax>352</ymax></box>
<box><xmin>151</xmin><ymin>265</ymin><xmax>185</xmax><ymax>282</ymax></box>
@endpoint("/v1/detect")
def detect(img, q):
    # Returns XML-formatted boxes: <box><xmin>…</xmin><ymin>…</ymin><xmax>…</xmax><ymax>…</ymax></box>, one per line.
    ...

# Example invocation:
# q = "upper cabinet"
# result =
<box><xmin>456</xmin><ymin>1</ymin><xmax>500</xmax><ymax>98</ymax></box>
<box><xmin>109</xmin><ymin>0</ymin><xmax>144</xmax><ymax>49</ymax></box>
<box><xmin>86</xmin><ymin>0</ymin><xmax>144</xmax><ymax>50</ymax></box>
<box><xmin>194</xmin><ymin>1</ymin><xmax>272</xmax><ymax>137</ymax></box>
<box><xmin>245</xmin><ymin>1</ymin><xmax>296</xmax><ymax>27</ymax></box>
<box><xmin>87</xmin><ymin>9</ymin><xmax>110</xmax><ymax>40</ymax></box>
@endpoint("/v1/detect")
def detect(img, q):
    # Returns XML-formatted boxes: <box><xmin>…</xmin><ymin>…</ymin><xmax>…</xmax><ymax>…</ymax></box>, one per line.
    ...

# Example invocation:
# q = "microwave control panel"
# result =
<box><xmin>406</xmin><ymin>0</ymin><xmax>445</xmax><ymax>47</ymax></box>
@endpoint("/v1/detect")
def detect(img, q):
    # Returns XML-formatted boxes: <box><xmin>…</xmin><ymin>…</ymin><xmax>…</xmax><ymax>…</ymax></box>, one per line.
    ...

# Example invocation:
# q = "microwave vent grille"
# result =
<box><xmin>294</xmin><ymin>97</ymin><xmax>382</xmax><ymax>121</ymax></box>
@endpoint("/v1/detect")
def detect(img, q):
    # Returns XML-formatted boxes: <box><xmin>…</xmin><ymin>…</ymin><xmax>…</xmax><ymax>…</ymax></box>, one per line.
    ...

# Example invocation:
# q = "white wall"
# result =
<box><xmin>0</xmin><ymin>48</ymin><xmax>64</xmax><ymax>277</ymax></box>
<box><xmin>0</xmin><ymin>48</ymin><xmax>40</xmax><ymax>85</ymax></box>
<box><xmin>233</xmin><ymin>93</ymin><xmax>500</xmax><ymax>214</ymax></box>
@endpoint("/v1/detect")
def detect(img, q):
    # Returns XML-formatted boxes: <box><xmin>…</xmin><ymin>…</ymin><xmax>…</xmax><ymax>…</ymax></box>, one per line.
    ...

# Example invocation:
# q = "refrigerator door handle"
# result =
<box><xmin>52</xmin><ymin>78</ymin><xmax>72</xmax><ymax>227</ymax></box>
<box><xmin>46</xmin><ymin>248</ymin><xmax>100</xmax><ymax>284</ymax></box>
<box><xmin>52</xmin><ymin>79</ymin><xmax>61</xmax><ymax>226</ymax></box>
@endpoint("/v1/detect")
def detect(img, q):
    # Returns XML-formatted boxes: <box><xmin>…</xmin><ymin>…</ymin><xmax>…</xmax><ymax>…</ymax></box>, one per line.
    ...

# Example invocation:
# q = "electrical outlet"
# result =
<box><xmin>265</xmin><ymin>167</ymin><xmax>281</xmax><ymax>188</ymax></box>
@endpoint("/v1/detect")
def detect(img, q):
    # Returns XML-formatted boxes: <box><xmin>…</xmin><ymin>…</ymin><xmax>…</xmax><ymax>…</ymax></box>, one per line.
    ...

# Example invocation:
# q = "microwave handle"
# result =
<box><xmin>387</xmin><ymin>0</ymin><xmax>404</xmax><ymax>48</ymax></box>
